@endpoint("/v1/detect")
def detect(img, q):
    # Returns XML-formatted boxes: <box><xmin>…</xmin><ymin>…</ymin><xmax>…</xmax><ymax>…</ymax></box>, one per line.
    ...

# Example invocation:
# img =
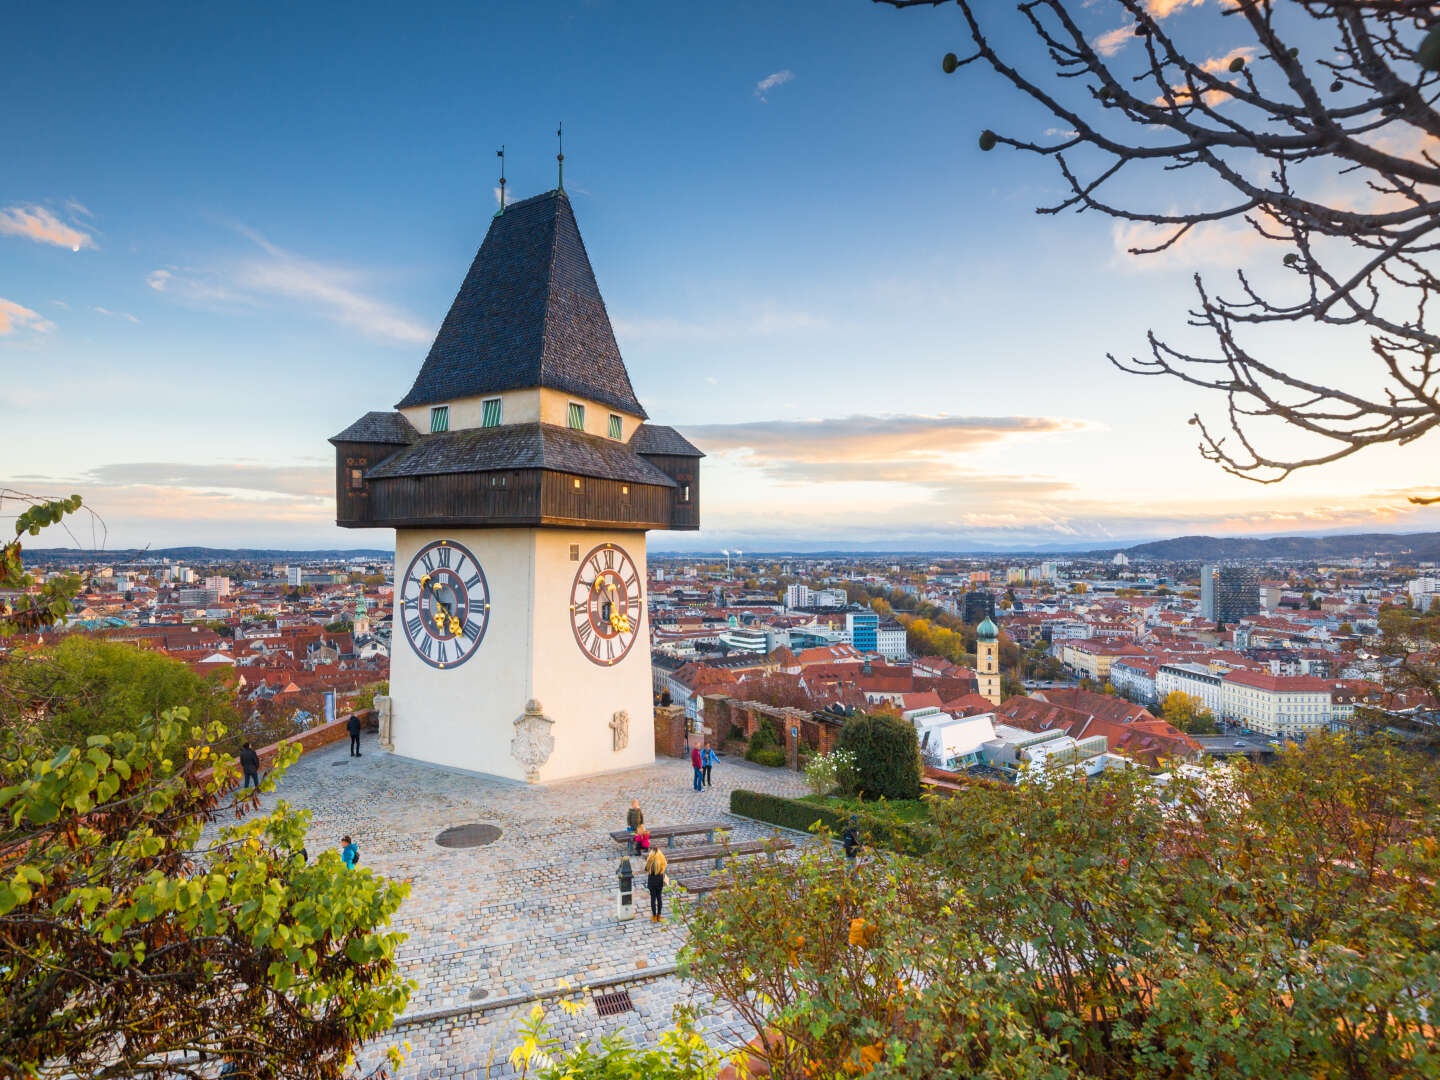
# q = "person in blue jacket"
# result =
<box><xmin>341</xmin><ymin>835</ymin><xmax>360</xmax><ymax>869</ymax></box>
<box><xmin>701</xmin><ymin>745</ymin><xmax>718</xmax><ymax>788</ymax></box>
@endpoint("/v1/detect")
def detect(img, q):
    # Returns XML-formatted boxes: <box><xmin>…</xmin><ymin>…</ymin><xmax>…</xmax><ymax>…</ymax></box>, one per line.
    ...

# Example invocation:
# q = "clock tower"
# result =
<box><xmin>330</xmin><ymin>189</ymin><xmax>702</xmax><ymax>783</ymax></box>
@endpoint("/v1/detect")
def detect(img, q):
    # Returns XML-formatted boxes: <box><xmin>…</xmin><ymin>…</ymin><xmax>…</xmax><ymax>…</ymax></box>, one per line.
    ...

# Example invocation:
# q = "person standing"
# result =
<box><xmin>238</xmin><ymin>742</ymin><xmax>260</xmax><ymax>789</ymax></box>
<box><xmin>842</xmin><ymin>817</ymin><xmax>862</xmax><ymax>872</ymax></box>
<box><xmin>702</xmin><ymin>745</ymin><xmax>717</xmax><ymax>788</ymax></box>
<box><xmin>644</xmin><ymin>846</ymin><xmax>668</xmax><ymax>922</ymax></box>
<box><xmin>625</xmin><ymin>799</ymin><xmax>644</xmax><ymax>853</ymax></box>
<box><xmin>341</xmin><ymin>835</ymin><xmax>359</xmax><ymax>869</ymax></box>
<box><xmin>690</xmin><ymin>743</ymin><xmax>704</xmax><ymax>792</ymax></box>
<box><xmin>347</xmin><ymin>712</ymin><xmax>362</xmax><ymax>757</ymax></box>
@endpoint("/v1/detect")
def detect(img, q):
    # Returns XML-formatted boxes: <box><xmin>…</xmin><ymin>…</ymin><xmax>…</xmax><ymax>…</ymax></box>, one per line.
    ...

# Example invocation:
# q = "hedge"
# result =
<box><xmin>745</xmin><ymin>745</ymin><xmax>786</xmax><ymax>767</ymax></box>
<box><xmin>729</xmin><ymin>789</ymin><xmax>932</xmax><ymax>855</ymax></box>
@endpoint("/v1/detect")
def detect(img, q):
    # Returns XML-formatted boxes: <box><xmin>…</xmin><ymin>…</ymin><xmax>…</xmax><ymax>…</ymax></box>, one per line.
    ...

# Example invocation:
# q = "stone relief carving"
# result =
<box><xmin>609</xmin><ymin>709</ymin><xmax>630</xmax><ymax>752</ymax></box>
<box><xmin>511</xmin><ymin>698</ymin><xmax>555</xmax><ymax>783</ymax></box>
<box><xmin>375</xmin><ymin>695</ymin><xmax>394</xmax><ymax>752</ymax></box>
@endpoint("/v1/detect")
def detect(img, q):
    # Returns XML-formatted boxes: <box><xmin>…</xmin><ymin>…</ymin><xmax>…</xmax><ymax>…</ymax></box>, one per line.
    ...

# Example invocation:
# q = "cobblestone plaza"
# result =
<box><xmin>250</xmin><ymin>733</ymin><xmax>812</xmax><ymax>1077</ymax></box>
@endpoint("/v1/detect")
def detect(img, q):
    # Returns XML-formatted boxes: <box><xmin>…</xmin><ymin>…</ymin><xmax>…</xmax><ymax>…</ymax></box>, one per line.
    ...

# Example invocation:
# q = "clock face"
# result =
<box><xmin>569</xmin><ymin>542</ymin><xmax>643</xmax><ymax>666</ymax></box>
<box><xmin>399</xmin><ymin>539</ymin><xmax>491</xmax><ymax>669</ymax></box>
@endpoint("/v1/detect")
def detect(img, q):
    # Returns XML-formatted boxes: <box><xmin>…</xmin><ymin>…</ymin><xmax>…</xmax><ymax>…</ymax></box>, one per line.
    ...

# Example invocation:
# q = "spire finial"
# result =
<box><xmin>496</xmin><ymin>145</ymin><xmax>506</xmax><ymax>216</ymax></box>
<box><xmin>556</xmin><ymin>122</ymin><xmax>565</xmax><ymax>192</ymax></box>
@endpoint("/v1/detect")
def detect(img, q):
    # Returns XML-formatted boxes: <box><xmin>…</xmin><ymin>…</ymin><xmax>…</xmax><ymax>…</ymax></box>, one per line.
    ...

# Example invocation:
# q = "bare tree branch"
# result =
<box><xmin>879</xmin><ymin>0</ymin><xmax>1440</xmax><ymax>497</ymax></box>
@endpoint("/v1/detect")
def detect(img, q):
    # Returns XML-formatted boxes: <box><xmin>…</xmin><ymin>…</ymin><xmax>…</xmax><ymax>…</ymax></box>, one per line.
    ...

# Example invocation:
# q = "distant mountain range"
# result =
<box><xmin>1109</xmin><ymin>532</ymin><xmax>1440</xmax><ymax>562</ymax></box>
<box><xmin>21</xmin><ymin>547</ymin><xmax>391</xmax><ymax>564</ymax></box>
<box><xmin>24</xmin><ymin>531</ymin><xmax>1440</xmax><ymax>564</ymax></box>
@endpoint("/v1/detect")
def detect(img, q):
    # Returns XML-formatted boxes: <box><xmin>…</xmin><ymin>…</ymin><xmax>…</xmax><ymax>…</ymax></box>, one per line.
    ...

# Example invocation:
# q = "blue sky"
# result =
<box><xmin>5</xmin><ymin>0</ymin><xmax>1438</xmax><ymax>552</ymax></box>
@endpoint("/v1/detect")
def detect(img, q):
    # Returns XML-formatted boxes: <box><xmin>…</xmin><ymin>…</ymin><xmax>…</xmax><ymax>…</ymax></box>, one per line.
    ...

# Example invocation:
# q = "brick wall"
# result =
<box><xmin>701</xmin><ymin>696</ymin><xmax>842</xmax><ymax>759</ymax></box>
<box><xmin>653</xmin><ymin>705</ymin><xmax>688</xmax><ymax>758</ymax></box>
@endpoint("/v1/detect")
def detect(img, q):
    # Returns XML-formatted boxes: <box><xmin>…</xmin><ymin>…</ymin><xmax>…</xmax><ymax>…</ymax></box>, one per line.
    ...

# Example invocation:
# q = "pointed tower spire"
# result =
<box><xmin>496</xmin><ymin>145</ymin><xmax>506</xmax><ymax>216</ymax></box>
<box><xmin>556</xmin><ymin>122</ymin><xmax>564</xmax><ymax>192</ymax></box>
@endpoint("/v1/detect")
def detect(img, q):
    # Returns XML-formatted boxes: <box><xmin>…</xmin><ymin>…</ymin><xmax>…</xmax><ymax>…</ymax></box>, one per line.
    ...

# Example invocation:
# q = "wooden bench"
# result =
<box><xmin>654</xmin><ymin>837</ymin><xmax>791</xmax><ymax>871</ymax></box>
<box><xmin>608</xmin><ymin>821</ymin><xmax>728</xmax><ymax>848</ymax></box>
<box><xmin>672</xmin><ymin>872</ymin><xmax>732</xmax><ymax>895</ymax></box>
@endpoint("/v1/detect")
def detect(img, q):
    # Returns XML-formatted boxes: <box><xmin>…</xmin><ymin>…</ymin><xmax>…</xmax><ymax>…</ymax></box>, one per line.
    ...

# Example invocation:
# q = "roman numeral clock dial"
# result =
<box><xmin>570</xmin><ymin>542</ymin><xmax>642</xmax><ymax>666</ymax></box>
<box><xmin>400</xmin><ymin>539</ymin><xmax>491</xmax><ymax>669</ymax></box>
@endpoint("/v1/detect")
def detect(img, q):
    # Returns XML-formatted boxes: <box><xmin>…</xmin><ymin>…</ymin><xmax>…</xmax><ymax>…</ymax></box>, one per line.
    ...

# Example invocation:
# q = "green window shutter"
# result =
<box><xmin>430</xmin><ymin>406</ymin><xmax>449</xmax><ymax>433</ymax></box>
<box><xmin>481</xmin><ymin>398</ymin><xmax>502</xmax><ymax>427</ymax></box>
<box><xmin>568</xmin><ymin>403</ymin><xmax>585</xmax><ymax>430</ymax></box>
<box><xmin>608</xmin><ymin>414</ymin><xmax>622</xmax><ymax>439</ymax></box>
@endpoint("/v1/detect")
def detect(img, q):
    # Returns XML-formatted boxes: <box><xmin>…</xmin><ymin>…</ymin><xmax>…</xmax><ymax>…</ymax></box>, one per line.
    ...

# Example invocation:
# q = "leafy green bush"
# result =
<box><xmin>837</xmin><ymin>712</ymin><xmax>921</xmax><ymax>800</ymax></box>
<box><xmin>747</xmin><ymin>717</ymin><xmax>780</xmax><ymax>750</ymax></box>
<box><xmin>745</xmin><ymin>745</ymin><xmax>786</xmax><ymax>767</ymax></box>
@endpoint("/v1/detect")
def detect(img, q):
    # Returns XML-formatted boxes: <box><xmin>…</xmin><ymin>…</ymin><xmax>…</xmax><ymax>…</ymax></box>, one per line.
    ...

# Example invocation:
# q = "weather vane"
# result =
<box><xmin>556</xmin><ymin>122</ymin><xmax>564</xmax><ymax>192</ymax></box>
<box><xmin>497</xmin><ymin>145</ymin><xmax>506</xmax><ymax>215</ymax></box>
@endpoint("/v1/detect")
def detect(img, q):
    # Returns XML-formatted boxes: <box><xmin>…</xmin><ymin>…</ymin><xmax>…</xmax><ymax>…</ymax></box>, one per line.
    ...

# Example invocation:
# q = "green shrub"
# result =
<box><xmin>837</xmin><ymin>712</ymin><xmax>922</xmax><ymax>801</ymax></box>
<box><xmin>729</xmin><ymin>788</ymin><xmax>930</xmax><ymax>854</ymax></box>
<box><xmin>748</xmin><ymin>717</ymin><xmax>780</xmax><ymax>751</ymax></box>
<box><xmin>745</xmin><ymin>745</ymin><xmax>786</xmax><ymax>767</ymax></box>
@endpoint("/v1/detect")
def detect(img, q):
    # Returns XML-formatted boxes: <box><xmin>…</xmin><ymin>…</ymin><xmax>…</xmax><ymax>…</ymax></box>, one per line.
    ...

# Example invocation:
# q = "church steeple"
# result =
<box><xmin>396</xmin><ymin>190</ymin><xmax>646</xmax><ymax>418</ymax></box>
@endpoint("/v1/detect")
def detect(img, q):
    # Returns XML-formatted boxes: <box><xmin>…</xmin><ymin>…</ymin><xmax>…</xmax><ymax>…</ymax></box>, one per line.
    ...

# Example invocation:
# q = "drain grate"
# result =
<box><xmin>435</xmin><ymin>824</ymin><xmax>502</xmax><ymax>849</ymax></box>
<box><xmin>593</xmin><ymin>989</ymin><xmax>634</xmax><ymax>1018</ymax></box>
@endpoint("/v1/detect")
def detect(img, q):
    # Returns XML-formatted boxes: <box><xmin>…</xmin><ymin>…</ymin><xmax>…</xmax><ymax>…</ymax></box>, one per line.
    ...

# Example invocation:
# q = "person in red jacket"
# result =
<box><xmin>690</xmin><ymin>743</ymin><xmax>704</xmax><ymax>792</ymax></box>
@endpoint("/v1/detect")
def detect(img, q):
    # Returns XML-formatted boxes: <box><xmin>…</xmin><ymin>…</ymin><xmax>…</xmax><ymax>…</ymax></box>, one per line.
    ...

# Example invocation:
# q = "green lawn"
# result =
<box><xmin>798</xmin><ymin>792</ymin><xmax>933</xmax><ymax>824</ymax></box>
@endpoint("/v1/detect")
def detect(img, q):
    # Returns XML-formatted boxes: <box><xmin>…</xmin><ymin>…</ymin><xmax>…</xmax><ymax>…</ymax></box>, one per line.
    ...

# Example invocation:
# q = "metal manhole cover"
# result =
<box><xmin>468</xmin><ymin>987</ymin><xmax>489</xmax><ymax>1001</ymax></box>
<box><xmin>593</xmin><ymin>989</ymin><xmax>633</xmax><ymax>1017</ymax></box>
<box><xmin>435</xmin><ymin>824</ymin><xmax>502</xmax><ymax>849</ymax></box>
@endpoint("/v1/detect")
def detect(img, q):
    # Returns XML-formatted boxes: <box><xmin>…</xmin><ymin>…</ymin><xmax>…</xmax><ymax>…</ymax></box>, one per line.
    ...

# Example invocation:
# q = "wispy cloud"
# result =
<box><xmin>755</xmin><ymin>69</ymin><xmax>795</xmax><ymax>103</ymax></box>
<box><xmin>1092</xmin><ymin>24</ymin><xmax>1134</xmax><ymax>57</ymax></box>
<box><xmin>0</xmin><ymin>298</ymin><xmax>56</xmax><ymax>337</ymax></box>
<box><xmin>1144</xmin><ymin>0</ymin><xmax>1206</xmax><ymax>15</ymax></box>
<box><xmin>92</xmin><ymin>306</ymin><xmax>140</xmax><ymax>324</ymax></box>
<box><xmin>146</xmin><ymin>228</ymin><xmax>430</xmax><ymax>344</ymax></box>
<box><xmin>0</xmin><ymin>204</ymin><xmax>95</xmax><ymax>252</ymax></box>
<box><xmin>87</xmin><ymin>462</ymin><xmax>331</xmax><ymax>500</ymax></box>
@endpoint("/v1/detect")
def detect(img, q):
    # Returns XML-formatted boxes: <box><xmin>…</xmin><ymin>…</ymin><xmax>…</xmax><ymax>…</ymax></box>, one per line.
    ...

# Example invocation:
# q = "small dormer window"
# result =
<box><xmin>481</xmin><ymin>398</ymin><xmax>502</xmax><ymax>427</ymax></box>
<box><xmin>568</xmin><ymin>402</ymin><xmax>585</xmax><ymax>431</ymax></box>
<box><xmin>430</xmin><ymin>406</ymin><xmax>449</xmax><ymax>433</ymax></box>
<box><xmin>608</xmin><ymin>413</ymin><xmax>622</xmax><ymax>439</ymax></box>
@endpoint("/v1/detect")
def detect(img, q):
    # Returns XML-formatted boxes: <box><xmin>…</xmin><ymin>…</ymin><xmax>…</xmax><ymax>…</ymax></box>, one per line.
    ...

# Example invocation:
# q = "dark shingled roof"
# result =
<box><xmin>365</xmin><ymin>422</ymin><xmax>676</xmax><ymax>487</ymax></box>
<box><xmin>395</xmin><ymin>191</ymin><xmax>647</xmax><ymax>419</ymax></box>
<box><xmin>329</xmin><ymin>411</ymin><xmax>419</xmax><ymax>445</ymax></box>
<box><xmin>629</xmin><ymin>424</ymin><xmax>704</xmax><ymax>458</ymax></box>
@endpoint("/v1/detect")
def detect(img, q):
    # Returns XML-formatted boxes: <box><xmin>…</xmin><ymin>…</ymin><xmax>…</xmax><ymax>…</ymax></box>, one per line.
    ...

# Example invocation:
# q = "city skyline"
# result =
<box><xmin>6</xmin><ymin>1</ymin><xmax>1440</xmax><ymax>551</ymax></box>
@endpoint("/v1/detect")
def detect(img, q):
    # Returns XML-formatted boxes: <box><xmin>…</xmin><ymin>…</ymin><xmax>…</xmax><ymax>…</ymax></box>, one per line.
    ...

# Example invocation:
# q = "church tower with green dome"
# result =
<box><xmin>976</xmin><ymin>616</ymin><xmax>1001</xmax><ymax>705</ymax></box>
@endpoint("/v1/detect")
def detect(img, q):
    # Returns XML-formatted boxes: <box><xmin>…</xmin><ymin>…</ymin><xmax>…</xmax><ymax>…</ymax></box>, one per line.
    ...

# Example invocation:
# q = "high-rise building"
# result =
<box><xmin>785</xmin><ymin>583</ymin><xmax>812</xmax><ymax>609</ymax></box>
<box><xmin>1199</xmin><ymin>564</ymin><xmax>1216</xmax><ymax>620</ymax></box>
<box><xmin>1211</xmin><ymin>565</ymin><xmax>1259</xmax><ymax>624</ymax></box>
<box><xmin>962</xmin><ymin>591</ymin><xmax>996</xmax><ymax>625</ymax></box>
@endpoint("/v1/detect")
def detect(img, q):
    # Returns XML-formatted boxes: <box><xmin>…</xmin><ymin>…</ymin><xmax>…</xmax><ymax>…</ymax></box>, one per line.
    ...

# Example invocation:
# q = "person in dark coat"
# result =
<box><xmin>347</xmin><ymin>713</ymin><xmax>362</xmax><ymax>757</ymax></box>
<box><xmin>238</xmin><ymin>743</ymin><xmax>260</xmax><ymax>789</ymax></box>
<box><xmin>842</xmin><ymin>816</ymin><xmax>862</xmax><ymax>871</ymax></box>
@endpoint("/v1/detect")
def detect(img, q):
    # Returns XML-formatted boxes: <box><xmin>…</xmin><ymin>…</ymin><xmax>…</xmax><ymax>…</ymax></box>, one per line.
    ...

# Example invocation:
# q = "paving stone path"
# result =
<box><xmin>246</xmin><ymin>734</ymin><xmax>812</xmax><ymax>1077</ymax></box>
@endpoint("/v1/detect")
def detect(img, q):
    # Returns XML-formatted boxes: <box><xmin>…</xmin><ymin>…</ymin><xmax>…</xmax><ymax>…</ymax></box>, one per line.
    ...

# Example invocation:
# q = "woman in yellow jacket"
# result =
<box><xmin>644</xmin><ymin>846</ymin><xmax>668</xmax><ymax>922</ymax></box>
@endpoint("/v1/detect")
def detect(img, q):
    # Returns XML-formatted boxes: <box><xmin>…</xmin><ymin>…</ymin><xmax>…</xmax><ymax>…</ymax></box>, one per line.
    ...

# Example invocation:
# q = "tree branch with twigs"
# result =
<box><xmin>878</xmin><ymin>0</ymin><xmax>1440</xmax><ymax>497</ymax></box>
